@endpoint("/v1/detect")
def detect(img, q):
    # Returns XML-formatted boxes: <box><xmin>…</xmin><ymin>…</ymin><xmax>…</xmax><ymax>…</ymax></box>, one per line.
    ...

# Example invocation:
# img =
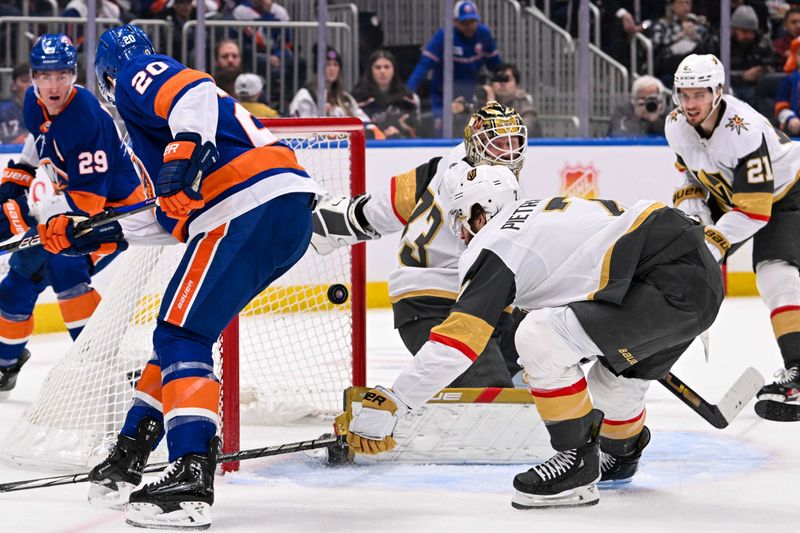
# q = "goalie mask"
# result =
<box><xmin>445</xmin><ymin>165</ymin><xmax>520</xmax><ymax>238</ymax></box>
<box><xmin>464</xmin><ymin>101</ymin><xmax>527</xmax><ymax>176</ymax></box>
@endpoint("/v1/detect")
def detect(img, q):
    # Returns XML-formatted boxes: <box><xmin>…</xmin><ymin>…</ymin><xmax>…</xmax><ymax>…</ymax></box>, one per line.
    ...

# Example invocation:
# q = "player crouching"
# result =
<box><xmin>337</xmin><ymin>166</ymin><xmax>724</xmax><ymax>508</ymax></box>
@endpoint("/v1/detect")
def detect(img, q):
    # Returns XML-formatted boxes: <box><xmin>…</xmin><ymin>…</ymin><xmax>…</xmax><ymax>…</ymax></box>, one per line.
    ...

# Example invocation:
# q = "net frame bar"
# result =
<box><xmin>220</xmin><ymin>117</ymin><xmax>367</xmax><ymax>470</ymax></box>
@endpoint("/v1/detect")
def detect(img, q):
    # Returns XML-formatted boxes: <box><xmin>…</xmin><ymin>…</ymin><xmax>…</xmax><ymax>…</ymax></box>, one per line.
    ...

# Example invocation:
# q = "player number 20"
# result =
<box><xmin>131</xmin><ymin>61</ymin><xmax>169</xmax><ymax>95</ymax></box>
<box><xmin>746</xmin><ymin>156</ymin><xmax>774</xmax><ymax>184</ymax></box>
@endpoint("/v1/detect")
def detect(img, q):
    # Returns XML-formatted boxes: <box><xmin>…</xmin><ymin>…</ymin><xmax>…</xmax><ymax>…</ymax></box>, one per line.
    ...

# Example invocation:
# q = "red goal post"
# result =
<box><xmin>219</xmin><ymin>117</ymin><xmax>368</xmax><ymax>469</ymax></box>
<box><xmin>0</xmin><ymin>117</ymin><xmax>367</xmax><ymax>474</ymax></box>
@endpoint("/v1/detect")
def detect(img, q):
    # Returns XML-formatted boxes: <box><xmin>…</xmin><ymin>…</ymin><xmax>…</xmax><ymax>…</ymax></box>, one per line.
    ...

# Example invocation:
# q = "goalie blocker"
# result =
<box><xmin>310</xmin><ymin>195</ymin><xmax>379</xmax><ymax>255</ymax></box>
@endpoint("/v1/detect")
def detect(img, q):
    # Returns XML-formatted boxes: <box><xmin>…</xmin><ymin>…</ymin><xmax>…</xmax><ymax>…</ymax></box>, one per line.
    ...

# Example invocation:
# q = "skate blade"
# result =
<box><xmin>511</xmin><ymin>483</ymin><xmax>599</xmax><ymax>509</ymax></box>
<box><xmin>598</xmin><ymin>478</ymin><xmax>633</xmax><ymax>488</ymax></box>
<box><xmin>125</xmin><ymin>501</ymin><xmax>211</xmax><ymax>530</ymax></box>
<box><xmin>0</xmin><ymin>390</ymin><xmax>11</xmax><ymax>400</ymax></box>
<box><xmin>754</xmin><ymin>399</ymin><xmax>800</xmax><ymax>422</ymax></box>
<box><xmin>88</xmin><ymin>481</ymin><xmax>135</xmax><ymax>510</ymax></box>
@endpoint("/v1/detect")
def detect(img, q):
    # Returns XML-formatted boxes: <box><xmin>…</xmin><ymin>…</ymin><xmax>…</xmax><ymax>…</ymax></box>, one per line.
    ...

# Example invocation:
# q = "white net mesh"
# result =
<box><xmin>0</xmin><ymin>122</ymin><xmax>363</xmax><ymax>472</ymax></box>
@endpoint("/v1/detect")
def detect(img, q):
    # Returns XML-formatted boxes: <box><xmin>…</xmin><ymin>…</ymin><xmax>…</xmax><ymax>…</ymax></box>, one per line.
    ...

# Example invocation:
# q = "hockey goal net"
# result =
<box><xmin>0</xmin><ymin>118</ymin><xmax>367</xmax><ymax>472</ymax></box>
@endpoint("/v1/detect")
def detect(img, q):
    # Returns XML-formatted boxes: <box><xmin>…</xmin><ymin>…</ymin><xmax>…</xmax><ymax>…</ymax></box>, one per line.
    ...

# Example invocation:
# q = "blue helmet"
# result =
<box><xmin>30</xmin><ymin>34</ymin><xmax>77</xmax><ymax>73</ymax></box>
<box><xmin>95</xmin><ymin>24</ymin><xmax>155</xmax><ymax>105</ymax></box>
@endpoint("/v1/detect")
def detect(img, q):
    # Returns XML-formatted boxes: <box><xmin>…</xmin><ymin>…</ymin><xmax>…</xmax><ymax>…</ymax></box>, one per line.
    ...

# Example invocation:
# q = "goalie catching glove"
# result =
<box><xmin>310</xmin><ymin>194</ymin><xmax>379</xmax><ymax>255</ymax></box>
<box><xmin>38</xmin><ymin>213</ymin><xmax>128</xmax><ymax>256</ymax></box>
<box><xmin>157</xmin><ymin>132</ymin><xmax>219</xmax><ymax>218</ymax></box>
<box><xmin>335</xmin><ymin>386</ymin><xmax>409</xmax><ymax>454</ymax></box>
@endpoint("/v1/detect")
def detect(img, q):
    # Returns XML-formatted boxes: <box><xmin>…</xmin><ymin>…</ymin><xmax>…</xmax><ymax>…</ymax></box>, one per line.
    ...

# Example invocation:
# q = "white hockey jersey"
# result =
<box><xmin>665</xmin><ymin>95</ymin><xmax>800</xmax><ymax>253</ymax></box>
<box><xmin>362</xmin><ymin>143</ymin><xmax>473</xmax><ymax>304</ymax></box>
<box><xmin>391</xmin><ymin>197</ymin><xmax>668</xmax><ymax>410</ymax></box>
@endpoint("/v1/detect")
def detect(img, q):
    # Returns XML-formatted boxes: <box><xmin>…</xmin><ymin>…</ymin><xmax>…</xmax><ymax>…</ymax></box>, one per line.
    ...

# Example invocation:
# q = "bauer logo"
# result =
<box><xmin>559</xmin><ymin>163</ymin><xmax>598</xmax><ymax>199</ymax></box>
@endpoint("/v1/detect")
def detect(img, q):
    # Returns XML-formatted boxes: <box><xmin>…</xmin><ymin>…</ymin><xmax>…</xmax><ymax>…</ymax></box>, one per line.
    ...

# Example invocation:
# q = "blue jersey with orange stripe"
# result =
<box><xmin>22</xmin><ymin>85</ymin><xmax>145</xmax><ymax>215</ymax></box>
<box><xmin>113</xmin><ymin>54</ymin><xmax>319</xmax><ymax>242</ymax></box>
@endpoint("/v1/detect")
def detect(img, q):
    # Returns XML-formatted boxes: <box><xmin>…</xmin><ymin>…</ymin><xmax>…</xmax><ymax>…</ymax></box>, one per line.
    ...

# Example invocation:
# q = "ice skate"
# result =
<box><xmin>757</xmin><ymin>363</ymin><xmax>800</xmax><ymax>403</ymax></box>
<box><xmin>87</xmin><ymin>417</ymin><xmax>162</xmax><ymax>509</ymax></box>
<box><xmin>599</xmin><ymin>426</ymin><xmax>651</xmax><ymax>486</ymax></box>
<box><xmin>125</xmin><ymin>438</ymin><xmax>218</xmax><ymax>530</ymax></box>
<box><xmin>0</xmin><ymin>349</ymin><xmax>31</xmax><ymax>400</ymax></box>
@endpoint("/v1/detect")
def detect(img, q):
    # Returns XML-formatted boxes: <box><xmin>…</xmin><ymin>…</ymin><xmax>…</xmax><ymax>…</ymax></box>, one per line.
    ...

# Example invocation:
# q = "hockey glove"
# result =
<box><xmin>38</xmin><ymin>213</ymin><xmax>129</xmax><ymax>256</ymax></box>
<box><xmin>703</xmin><ymin>226</ymin><xmax>730</xmax><ymax>263</ymax></box>
<box><xmin>157</xmin><ymin>132</ymin><xmax>219</xmax><ymax>218</ymax></box>
<box><xmin>344</xmin><ymin>386</ymin><xmax>409</xmax><ymax>455</ymax></box>
<box><xmin>310</xmin><ymin>194</ymin><xmax>379</xmax><ymax>255</ymax></box>
<box><xmin>0</xmin><ymin>197</ymin><xmax>35</xmax><ymax>241</ymax></box>
<box><xmin>0</xmin><ymin>160</ymin><xmax>36</xmax><ymax>203</ymax></box>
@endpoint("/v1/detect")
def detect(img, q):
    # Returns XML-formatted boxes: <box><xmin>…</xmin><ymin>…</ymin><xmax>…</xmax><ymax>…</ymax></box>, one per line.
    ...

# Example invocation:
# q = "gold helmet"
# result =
<box><xmin>464</xmin><ymin>101</ymin><xmax>527</xmax><ymax>176</ymax></box>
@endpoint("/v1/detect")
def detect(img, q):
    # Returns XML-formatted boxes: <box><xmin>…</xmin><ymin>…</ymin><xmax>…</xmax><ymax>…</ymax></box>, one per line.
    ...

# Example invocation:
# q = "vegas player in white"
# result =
<box><xmin>666</xmin><ymin>54</ymin><xmax>800</xmax><ymax>409</ymax></box>
<box><xmin>338</xmin><ymin>165</ymin><xmax>724</xmax><ymax>508</ymax></box>
<box><xmin>312</xmin><ymin>101</ymin><xmax>527</xmax><ymax>387</ymax></box>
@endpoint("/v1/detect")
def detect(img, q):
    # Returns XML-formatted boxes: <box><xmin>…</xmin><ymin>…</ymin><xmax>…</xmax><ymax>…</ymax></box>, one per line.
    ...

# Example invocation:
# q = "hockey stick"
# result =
<box><xmin>0</xmin><ymin>434</ymin><xmax>339</xmax><ymax>494</ymax></box>
<box><xmin>659</xmin><ymin>367</ymin><xmax>764</xmax><ymax>429</ymax></box>
<box><xmin>0</xmin><ymin>197</ymin><xmax>158</xmax><ymax>257</ymax></box>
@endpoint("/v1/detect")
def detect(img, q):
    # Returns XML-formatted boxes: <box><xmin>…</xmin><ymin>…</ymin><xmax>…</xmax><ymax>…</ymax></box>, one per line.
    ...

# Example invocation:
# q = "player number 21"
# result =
<box><xmin>131</xmin><ymin>61</ymin><xmax>169</xmax><ymax>95</ymax></box>
<box><xmin>746</xmin><ymin>156</ymin><xmax>773</xmax><ymax>184</ymax></box>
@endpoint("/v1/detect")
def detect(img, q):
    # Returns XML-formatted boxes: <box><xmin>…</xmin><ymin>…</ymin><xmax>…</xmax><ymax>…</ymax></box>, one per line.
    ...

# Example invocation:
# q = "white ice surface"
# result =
<box><xmin>0</xmin><ymin>300</ymin><xmax>797</xmax><ymax>532</ymax></box>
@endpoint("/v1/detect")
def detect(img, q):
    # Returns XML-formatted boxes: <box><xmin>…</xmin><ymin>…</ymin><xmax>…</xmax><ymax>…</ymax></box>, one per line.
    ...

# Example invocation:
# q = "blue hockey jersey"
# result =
<box><xmin>113</xmin><ymin>54</ymin><xmax>319</xmax><ymax>242</ymax></box>
<box><xmin>22</xmin><ymin>85</ymin><xmax>145</xmax><ymax>215</ymax></box>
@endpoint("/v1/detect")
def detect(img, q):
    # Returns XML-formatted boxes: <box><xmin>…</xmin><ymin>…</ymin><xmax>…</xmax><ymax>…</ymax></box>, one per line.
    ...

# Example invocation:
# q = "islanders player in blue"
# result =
<box><xmin>40</xmin><ymin>24</ymin><xmax>320</xmax><ymax>528</ymax></box>
<box><xmin>0</xmin><ymin>34</ymin><xmax>142</xmax><ymax>399</ymax></box>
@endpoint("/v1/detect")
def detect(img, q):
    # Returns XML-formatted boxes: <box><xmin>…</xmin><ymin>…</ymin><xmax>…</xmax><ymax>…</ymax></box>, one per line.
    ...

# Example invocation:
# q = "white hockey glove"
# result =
<box><xmin>336</xmin><ymin>386</ymin><xmax>409</xmax><ymax>455</ymax></box>
<box><xmin>703</xmin><ymin>225</ymin><xmax>730</xmax><ymax>263</ymax></box>
<box><xmin>310</xmin><ymin>194</ymin><xmax>379</xmax><ymax>255</ymax></box>
<box><xmin>674</xmin><ymin>193</ymin><xmax>713</xmax><ymax>227</ymax></box>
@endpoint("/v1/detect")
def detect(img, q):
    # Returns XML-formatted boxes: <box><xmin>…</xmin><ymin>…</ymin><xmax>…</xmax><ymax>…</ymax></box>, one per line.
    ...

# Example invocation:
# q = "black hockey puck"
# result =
<box><xmin>327</xmin><ymin>284</ymin><xmax>349</xmax><ymax>304</ymax></box>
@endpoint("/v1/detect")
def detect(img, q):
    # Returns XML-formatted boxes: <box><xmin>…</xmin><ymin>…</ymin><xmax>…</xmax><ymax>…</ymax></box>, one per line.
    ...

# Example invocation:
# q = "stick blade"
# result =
<box><xmin>716</xmin><ymin>367</ymin><xmax>765</xmax><ymax>424</ymax></box>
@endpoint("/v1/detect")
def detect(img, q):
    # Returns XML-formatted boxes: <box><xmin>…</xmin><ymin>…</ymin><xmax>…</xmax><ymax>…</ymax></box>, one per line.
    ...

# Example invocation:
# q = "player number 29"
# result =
<box><xmin>746</xmin><ymin>156</ymin><xmax>774</xmax><ymax>184</ymax></box>
<box><xmin>77</xmin><ymin>150</ymin><xmax>108</xmax><ymax>174</ymax></box>
<box><xmin>131</xmin><ymin>61</ymin><xmax>169</xmax><ymax>95</ymax></box>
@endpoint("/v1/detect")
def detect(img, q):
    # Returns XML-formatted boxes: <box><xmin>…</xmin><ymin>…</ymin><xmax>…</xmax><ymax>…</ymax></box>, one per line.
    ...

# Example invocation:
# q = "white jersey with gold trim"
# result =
<box><xmin>389</xmin><ymin>196</ymin><xmax>670</xmax><ymax>410</ymax></box>
<box><xmin>665</xmin><ymin>95</ymin><xmax>800</xmax><ymax>248</ymax></box>
<box><xmin>459</xmin><ymin>197</ymin><xmax>666</xmax><ymax>311</ymax></box>
<box><xmin>361</xmin><ymin>143</ymin><xmax>476</xmax><ymax>302</ymax></box>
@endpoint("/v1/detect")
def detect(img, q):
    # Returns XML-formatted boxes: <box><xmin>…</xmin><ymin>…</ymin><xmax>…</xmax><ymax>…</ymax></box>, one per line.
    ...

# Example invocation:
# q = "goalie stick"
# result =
<box><xmin>659</xmin><ymin>368</ymin><xmax>764</xmax><ymax>429</ymax></box>
<box><xmin>0</xmin><ymin>197</ymin><xmax>158</xmax><ymax>257</ymax></box>
<box><xmin>0</xmin><ymin>434</ymin><xmax>340</xmax><ymax>494</ymax></box>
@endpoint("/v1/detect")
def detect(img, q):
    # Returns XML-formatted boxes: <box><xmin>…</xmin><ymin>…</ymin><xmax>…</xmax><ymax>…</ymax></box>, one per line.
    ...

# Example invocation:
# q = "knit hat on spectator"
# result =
<box><xmin>730</xmin><ymin>5</ymin><xmax>759</xmax><ymax>32</ymax></box>
<box><xmin>235</xmin><ymin>73</ymin><xmax>264</xmax><ymax>99</ymax></box>
<box><xmin>454</xmin><ymin>1</ymin><xmax>480</xmax><ymax>22</ymax></box>
<box><xmin>313</xmin><ymin>44</ymin><xmax>342</xmax><ymax>68</ymax></box>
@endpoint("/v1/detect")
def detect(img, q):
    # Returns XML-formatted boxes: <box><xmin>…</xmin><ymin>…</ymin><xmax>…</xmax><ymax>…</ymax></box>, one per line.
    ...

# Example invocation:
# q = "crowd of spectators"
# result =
<box><xmin>9</xmin><ymin>1</ymin><xmax>800</xmax><ymax>141</ymax></box>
